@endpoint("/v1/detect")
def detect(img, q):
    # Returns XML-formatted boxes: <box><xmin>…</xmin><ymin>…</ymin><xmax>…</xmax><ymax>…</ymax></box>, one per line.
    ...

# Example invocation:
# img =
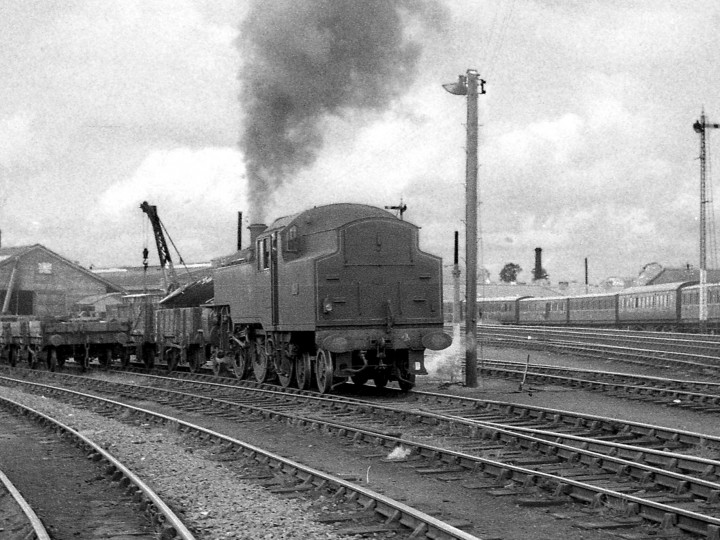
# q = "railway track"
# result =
<box><xmin>5</xmin><ymin>368</ymin><xmax>720</xmax><ymax>538</ymax></box>
<box><xmin>0</xmin><ymin>395</ymin><xmax>187</xmax><ymax>539</ymax></box>
<box><xmin>0</xmin><ymin>466</ymin><xmax>50</xmax><ymax>540</ymax></box>
<box><xmin>0</xmin><ymin>371</ymin><xmax>480</xmax><ymax>540</ymax></box>
<box><xmin>477</xmin><ymin>324</ymin><xmax>720</xmax><ymax>376</ymax></box>
<box><xmin>475</xmin><ymin>359</ymin><xmax>720</xmax><ymax>413</ymax></box>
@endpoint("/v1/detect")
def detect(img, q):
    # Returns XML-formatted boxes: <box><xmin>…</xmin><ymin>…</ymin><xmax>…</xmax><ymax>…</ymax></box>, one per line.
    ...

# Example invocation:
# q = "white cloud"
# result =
<box><xmin>0</xmin><ymin>111</ymin><xmax>38</xmax><ymax>167</ymax></box>
<box><xmin>99</xmin><ymin>146</ymin><xmax>247</xmax><ymax>218</ymax></box>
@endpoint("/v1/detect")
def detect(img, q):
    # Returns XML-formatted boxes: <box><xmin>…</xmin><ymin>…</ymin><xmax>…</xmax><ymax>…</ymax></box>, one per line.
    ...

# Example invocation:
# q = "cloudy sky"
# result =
<box><xmin>1</xmin><ymin>0</ymin><xmax>719</xmax><ymax>285</ymax></box>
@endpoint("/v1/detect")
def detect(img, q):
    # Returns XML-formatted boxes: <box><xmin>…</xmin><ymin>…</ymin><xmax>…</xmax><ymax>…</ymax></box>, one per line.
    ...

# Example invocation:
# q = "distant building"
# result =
<box><xmin>646</xmin><ymin>267</ymin><xmax>718</xmax><ymax>285</ymax></box>
<box><xmin>0</xmin><ymin>244</ymin><xmax>123</xmax><ymax>318</ymax></box>
<box><xmin>92</xmin><ymin>263</ymin><xmax>212</xmax><ymax>298</ymax></box>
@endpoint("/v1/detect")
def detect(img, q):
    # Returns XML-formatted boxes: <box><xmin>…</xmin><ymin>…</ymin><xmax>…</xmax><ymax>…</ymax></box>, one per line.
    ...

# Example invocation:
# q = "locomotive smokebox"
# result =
<box><xmin>534</xmin><ymin>247</ymin><xmax>542</xmax><ymax>280</ymax></box>
<box><xmin>248</xmin><ymin>223</ymin><xmax>267</xmax><ymax>246</ymax></box>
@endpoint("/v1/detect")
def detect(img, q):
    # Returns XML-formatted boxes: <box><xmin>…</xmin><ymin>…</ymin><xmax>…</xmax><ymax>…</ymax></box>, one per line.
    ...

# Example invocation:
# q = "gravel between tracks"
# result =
<box><xmin>0</xmin><ymin>387</ymin><xmax>358</xmax><ymax>540</ymax></box>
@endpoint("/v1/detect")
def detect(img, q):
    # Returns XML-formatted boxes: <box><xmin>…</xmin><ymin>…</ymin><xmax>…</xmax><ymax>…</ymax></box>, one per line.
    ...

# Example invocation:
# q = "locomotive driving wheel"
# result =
<box><xmin>230</xmin><ymin>347</ymin><xmax>250</xmax><ymax>379</ymax></box>
<box><xmin>373</xmin><ymin>368</ymin><xmax>389</xmax><ymax>388</ymax></box>
<box><xmin>295</xmin><ymin>352</ymin><xmax>312</xmax><ymax>390</ymax></box>
<box><xmin>315</xmin><ymin>348</ymin><xmax>334</xmax><ymax>394</ymax></box>
<box><xmin>351</xmin><ymin>372</ymin><xmax>370</xmax><ymax>386</ymax></box>
<box><xmin>252</xmin><ymin>338</ymin><xmax>274</xmax><ymax>383</ymax></box>
<box><xmin>277</xmin><ymin>353</ymin><xmax>295</xmax><ymax>388</ymax></box>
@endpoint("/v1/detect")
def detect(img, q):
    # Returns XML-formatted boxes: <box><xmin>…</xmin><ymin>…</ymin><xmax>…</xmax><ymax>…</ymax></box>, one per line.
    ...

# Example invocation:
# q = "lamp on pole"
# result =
<box><xmin>443</xmin><ymin>69</ymin><xmax>485</xmax><ymax>387</ymax></box>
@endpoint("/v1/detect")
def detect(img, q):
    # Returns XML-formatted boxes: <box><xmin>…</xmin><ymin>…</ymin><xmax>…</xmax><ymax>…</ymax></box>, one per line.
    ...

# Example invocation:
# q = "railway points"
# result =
<box><xmin>5</xmin><ymin>367</ymin><xmax>720</xmax><ymax>538</ymax></box>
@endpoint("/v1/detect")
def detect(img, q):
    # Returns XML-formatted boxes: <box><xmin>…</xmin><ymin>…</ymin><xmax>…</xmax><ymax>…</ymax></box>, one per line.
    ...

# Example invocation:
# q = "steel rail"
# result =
<box><xmin>6</xmin><ymin>374</ymin><xmax>720</xmax><ymax>538</ymax></box>
<box><xmin>0</xmin><ymin>468</ymin><xmax>51</xmax><ymax>540</ymax></box>
<box><xmin>478</xmin><ymin>364</ymin><xmax>720</xmax><ymax>408</ymax></box>
<box><xmin>0</xmin><ymin>395</ymin><xmax>196</xmax><ymax>540</ymax></box>
<box><xmin>0</xmin><ymin>377</ymin><xmax>480</xmax><ymax>540</ymax></box>
<box><xmin>9</xmin><ymin>365</ymin><xmax>720</xmax><ymax>457</ymax></box>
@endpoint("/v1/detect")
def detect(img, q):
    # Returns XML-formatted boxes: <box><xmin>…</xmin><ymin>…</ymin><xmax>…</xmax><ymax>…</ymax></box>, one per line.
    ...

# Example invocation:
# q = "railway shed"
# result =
<box><xmin>0</xmin><ymin>244</ymin><xmax>123</xmax><ymax>318</ymax></box>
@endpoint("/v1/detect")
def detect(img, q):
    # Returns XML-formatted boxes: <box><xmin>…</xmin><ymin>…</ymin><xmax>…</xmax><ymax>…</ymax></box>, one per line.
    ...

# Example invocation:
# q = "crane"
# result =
<box><xmin>140</xmin><ymin>201</ymin><xmax>181</xmax><ymax>294</ymax></box>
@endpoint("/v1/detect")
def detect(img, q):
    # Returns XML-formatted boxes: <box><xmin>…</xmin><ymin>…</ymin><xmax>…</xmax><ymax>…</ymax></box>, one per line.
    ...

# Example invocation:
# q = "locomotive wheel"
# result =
<box><xmin>253</xmin><ymin>339</ymin><xmax>273</xmax><ymax>383</ymax></box>
<box><xmin>277</xmin><ymin>354</ymin><xmax>295</xmax><ymax>388</ymax></box>
<box><xmin>373</xmin><ymin>369</ymin><xmax>389</xmax><ymax>388</ymax></box>
<box><xmin>47</xmin><ymin>347</ymin><xmax>58</xmax><ymax>372</ymax></box>
<box><xmin>351</xmin><ymin>372</ymin><xmax>369</xmax><ymax>386</ymax></box>
<box><xmin>315</xmin><ymin>349</ymin><xmax>334</xmax><ymax>394</ymax></box>
<box><xmin>212</xmin><ymin>354</ymin><xmax>222</xmax><ymax>376</ymax></box>
<box><xmin>397</xmin><ymin>371</ymin><xmax>416</xmax><ymax>392</ymax></box>
<box><xmin>295</xmin><ymin>353</ymin><xmax>312</xmax><ymax>390</ymax></box>
<box><xmin>230</xmin><ymin>348</ymin><xmax>250</xmax><ymax>379</ymax></box>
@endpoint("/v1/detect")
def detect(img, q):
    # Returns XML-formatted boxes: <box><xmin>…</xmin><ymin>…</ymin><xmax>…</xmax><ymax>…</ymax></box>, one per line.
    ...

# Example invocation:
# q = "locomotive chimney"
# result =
<box><xmin>248</xmin><ymin>223</ymin><xmax>267</xmax><ymax>246</ymax></box>
<box><xmin>534</xmin><ymin>247</ymin><xmax>542</xmax><ymax>281</ymax></box>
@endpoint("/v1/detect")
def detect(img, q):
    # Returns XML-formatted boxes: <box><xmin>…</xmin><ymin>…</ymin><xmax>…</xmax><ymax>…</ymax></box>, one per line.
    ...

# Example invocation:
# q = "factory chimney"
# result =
<box><xmin>237</xmin><ymin>212</ymin><xmax>243</xmax><ymax>251</ymax></box>
<box><xmin>534</xmin><ymin>247</ymin><xmax>542</xmax><ymax>281</ymax></box>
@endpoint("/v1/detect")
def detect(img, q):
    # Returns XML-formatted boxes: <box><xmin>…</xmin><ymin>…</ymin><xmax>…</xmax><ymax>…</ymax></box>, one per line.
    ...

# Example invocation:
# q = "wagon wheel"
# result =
<box><xmin>120</xmin><ymin>347</ymin><xmax>130</xmax><ymax>368</ymax></box>
<box><xmin>252</xmin><ymin>338</ymin><xmax>274</xmax><ymax>383</ymax></box>
<box><xmin>27</xmin><ymin>347</ymin><xmax>38</xmax><ymax>370</ymax></box>
<box><xmin>46</xmin><ymin>347</ymin><xmax>58</xmax><ymax>372</ymax></box>
<box><xmin>165</xmin><ymin>348</ymin><xmax>179</xmax><ymax>372</ymax></box>
<box><xmin>99</xmin><ymin>347</ymin><xmax>112</xmax><ymax>369</ymax></box>
<box><xmin>142</xmin><ymin>343</ymin><xmax>155</xmax><ymax>369</ymax></box>
<box><xmin>8</xmin><ymin>346</ymin><xmax>17</xmax><ymax>367</ymax></box>
<box><xmin>277</xmin><ymin>351</ymin><xmax>295</xmax><ymax>388</ymax></box>
<box><xmin>295</xmin><ymin>352</ymin><xmax>312</xmax><ymax>390</ymax></box>
<box><xmin>76</xmin><ymin>348</ymin><xmax>89</xmax><ymax>372</ymax></box>
<box><xmin>187</xmin><ymin>347</ymin><xmax>203</xmax><ymax>373</ymax></box>
<box><xmin>315</xmin><ymin>349</ymin><xmax>334</xmax><ymax>394</ymax></box>
<box><xmin>373</xmin><ymin>368</ymin><xmax>389</xmax><ymax>389</ymax></box>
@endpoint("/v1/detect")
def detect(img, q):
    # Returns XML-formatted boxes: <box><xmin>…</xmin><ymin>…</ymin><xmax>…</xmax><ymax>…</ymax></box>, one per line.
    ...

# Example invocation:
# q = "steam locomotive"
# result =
<box><xmin>209</xmin><ymin>203</ymin><xmax>452</xmax><ymax>392</ymax></box>
<box><xmin>2</xmin><ymin>203</ymin><xmax>452</xmax><ymax>393</ymax></box>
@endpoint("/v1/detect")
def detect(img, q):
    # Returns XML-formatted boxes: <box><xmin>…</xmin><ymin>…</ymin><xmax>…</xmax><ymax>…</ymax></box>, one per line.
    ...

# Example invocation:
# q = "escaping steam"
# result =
<box><xmin>237</xmin><ymin>0</ymin><xmax>446</xmax><ymax>223</ymax></box>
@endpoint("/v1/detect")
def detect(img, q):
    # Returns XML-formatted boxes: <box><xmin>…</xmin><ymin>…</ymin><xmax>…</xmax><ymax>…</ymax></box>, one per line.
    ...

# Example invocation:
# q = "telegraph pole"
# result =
<box><xmin>443</xmin><ymin>70</ymin><xmax>486</xmax><ymax>387</ymax></box>
<box><xmin>694</xmin><ymin>111</ymin><xmax>720</xmax><ymax>334</ymax></box>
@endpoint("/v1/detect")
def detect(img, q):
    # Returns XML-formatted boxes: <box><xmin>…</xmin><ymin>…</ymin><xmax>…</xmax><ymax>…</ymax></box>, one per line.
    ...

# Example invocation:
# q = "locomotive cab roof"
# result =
<box><xmin>257</xmin><ymin>203</ymin><xmax>402</xmax><ymax>240</ymax></box>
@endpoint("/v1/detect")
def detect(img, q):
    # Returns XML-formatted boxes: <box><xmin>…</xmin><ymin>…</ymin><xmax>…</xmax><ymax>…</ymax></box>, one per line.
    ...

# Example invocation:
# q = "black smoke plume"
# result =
<box><xmin>237</xmin><ymin>0</ymin><xmax>446</xmax><ymax>223</ymax></box>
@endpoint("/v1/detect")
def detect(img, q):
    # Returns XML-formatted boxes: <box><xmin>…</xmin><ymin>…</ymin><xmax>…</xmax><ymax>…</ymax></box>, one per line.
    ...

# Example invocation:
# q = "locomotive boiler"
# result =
<box><xmin>212</xmin><ymin>203</ymin><xmax>452</xmax><ymax>393</ymax></box>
